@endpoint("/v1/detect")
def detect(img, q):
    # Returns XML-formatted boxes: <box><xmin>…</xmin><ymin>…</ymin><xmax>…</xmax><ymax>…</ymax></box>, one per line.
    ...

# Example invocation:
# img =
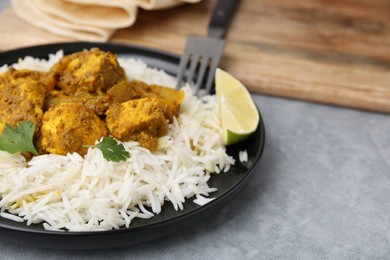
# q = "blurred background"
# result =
<box><xmin>0</xmin><ymin>0</ymin><xmax>389</xmax><ymax>113</ymax></box>
<box><xmin>0</xmin><ymin>0</ymin><xmax>390</xmax><ymax>258</ymax></box>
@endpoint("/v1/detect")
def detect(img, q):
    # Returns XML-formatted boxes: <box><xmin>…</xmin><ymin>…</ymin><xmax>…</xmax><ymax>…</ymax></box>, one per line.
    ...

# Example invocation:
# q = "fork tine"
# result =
<box><xmin>186</xmin><ymin>54</ymin><xmax>199</xmax><ymax>86</ymax></box>
<box><xmin>195</xmin><ymin>56</ymin><xmax>210</xmax><ymax>91</ymax></box>
<box><xmin>177</xmin><ymin>36</ymin><xmax>225</xmax><ymax>94</ymax></box>
<box><xmin>204</xmin><ymin>56</ymin><xmax>222</xmax><ymax>94</ymax></box>
<box><xmin>176</xmin><ymin>51</ymin><xmax>191</xmax><ymax>88</ymax></box>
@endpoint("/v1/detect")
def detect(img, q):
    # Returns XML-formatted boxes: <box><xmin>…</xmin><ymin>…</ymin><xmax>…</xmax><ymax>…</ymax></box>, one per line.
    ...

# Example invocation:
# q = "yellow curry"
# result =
<box><xmin>0</xmin><ymin>48</ymin><xmax>184</xmax><ymax>155</ymax></box>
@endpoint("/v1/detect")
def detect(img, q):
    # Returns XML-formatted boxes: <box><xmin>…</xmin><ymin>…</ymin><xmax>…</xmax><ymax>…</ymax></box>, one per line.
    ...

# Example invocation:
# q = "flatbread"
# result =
<box><xmin>11</xmin><ymin>0</ymin><xmax>122</xmax><ymax>41</ymax></box>
<box><xmin>45</xmin><ymin>0</ymin><xmax>138</xmax><ymax>28</ymax></box>
<box><xmin>11</xmin><ymin>0</ymin><xmax>201</xmax><ymax>41</ymax></box>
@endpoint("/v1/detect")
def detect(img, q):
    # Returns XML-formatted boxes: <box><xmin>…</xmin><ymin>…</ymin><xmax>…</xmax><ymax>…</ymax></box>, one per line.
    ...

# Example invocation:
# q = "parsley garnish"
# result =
<box><xmin>0</xmin><ymin>121</ymin><xmax>39</xmax><ymax>155</ymax></box>
<box><xmin>94</xmin><ymin>137</ymin><xmax>130</xmax><ymax>162</ymax></box>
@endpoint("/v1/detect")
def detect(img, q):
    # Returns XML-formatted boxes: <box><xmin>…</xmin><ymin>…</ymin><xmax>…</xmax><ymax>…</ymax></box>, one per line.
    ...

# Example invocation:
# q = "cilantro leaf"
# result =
<box><xmin>94</xmin><ymin>137</ymin><xmax>130</xmax><ymax>162</ymax></box>
<box><xmin>0</xmin><ymin>121</ymin><xmax>39</xmax><ymax>155</ymax></box>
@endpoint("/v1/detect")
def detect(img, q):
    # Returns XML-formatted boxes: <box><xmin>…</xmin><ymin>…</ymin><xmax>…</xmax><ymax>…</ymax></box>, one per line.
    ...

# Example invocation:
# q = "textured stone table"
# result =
<box><xmin>0</xmin><ymin>0</ymin><xmax>389</xmax><ymax>258</ymax></box>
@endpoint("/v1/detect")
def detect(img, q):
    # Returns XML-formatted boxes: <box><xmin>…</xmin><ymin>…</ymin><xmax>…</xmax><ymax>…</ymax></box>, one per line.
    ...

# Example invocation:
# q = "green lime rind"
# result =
<box><xmin>225</xmin><ymin>129</ymin><xmax>255</xmax><ymax>145</ymax></box>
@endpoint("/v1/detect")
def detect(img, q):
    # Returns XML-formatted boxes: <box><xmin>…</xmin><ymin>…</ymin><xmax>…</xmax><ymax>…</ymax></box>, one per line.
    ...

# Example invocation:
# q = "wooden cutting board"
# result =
<box><xmin>0</xmin><ymin>0</ymin><xmax>389</xmax><ymax>113</ymax></box>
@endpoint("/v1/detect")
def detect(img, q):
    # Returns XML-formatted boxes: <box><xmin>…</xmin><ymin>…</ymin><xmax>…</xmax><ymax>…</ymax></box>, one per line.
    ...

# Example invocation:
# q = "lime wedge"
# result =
<box><xmin>215</xmin><ymin>68</ymin><xmax>260</xmax><ymax>145</ymax></box>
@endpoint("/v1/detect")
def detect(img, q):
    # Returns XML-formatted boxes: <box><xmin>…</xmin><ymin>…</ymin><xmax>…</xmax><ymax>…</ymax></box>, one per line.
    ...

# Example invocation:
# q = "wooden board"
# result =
<box><xmin>0</xmin><ymin>0</ymin><xmax>390</xmax><ymax>113</ymax></box>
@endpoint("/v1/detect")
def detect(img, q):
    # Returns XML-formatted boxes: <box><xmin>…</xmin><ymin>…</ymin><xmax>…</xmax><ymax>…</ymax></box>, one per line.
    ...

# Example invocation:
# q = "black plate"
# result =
<box><xmin>0</xmin><ymin>42</ymin><xmax>265</xmax><ymax>249</ymax></box>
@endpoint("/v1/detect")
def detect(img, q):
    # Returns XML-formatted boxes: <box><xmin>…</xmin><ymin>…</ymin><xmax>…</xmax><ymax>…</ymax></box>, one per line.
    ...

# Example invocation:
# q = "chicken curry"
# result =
<box><xmin>0</xmin><ymin>48</ymin><xmax>184</xmax><ymax>156</ymax></box>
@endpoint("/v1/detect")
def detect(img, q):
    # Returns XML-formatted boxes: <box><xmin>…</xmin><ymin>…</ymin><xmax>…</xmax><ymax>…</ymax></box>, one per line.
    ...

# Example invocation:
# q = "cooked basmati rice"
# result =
<box><xmin>239</xmin><ymin>150</ymin><xmax>248</xmax><ymax>162</ymax></box>
<box><xmin>193</xmin><ymin>194</ymin><xmax>215</xmax><ymax>206</ymax></box>
<box><xmin>0</xmin><ymin>51</ymin><xmax>235</xmax><ymax>231</ymax></box>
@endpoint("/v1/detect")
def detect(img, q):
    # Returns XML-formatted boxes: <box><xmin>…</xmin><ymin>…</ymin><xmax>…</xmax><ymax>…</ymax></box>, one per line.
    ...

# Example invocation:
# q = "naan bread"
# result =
<box><xmin>11</xmin><ymin>0</ymin><xmax>200</xmax><ymax>41</ymax></box>
<box><xmin>38</xmin><ymin>0</ymin><xmax>137</xmax><ymax>29</ymax></box>
<box><xmin>11</xmin><ymin>0</ymin><xmax>119</xmax><ymax>41</ymax></box>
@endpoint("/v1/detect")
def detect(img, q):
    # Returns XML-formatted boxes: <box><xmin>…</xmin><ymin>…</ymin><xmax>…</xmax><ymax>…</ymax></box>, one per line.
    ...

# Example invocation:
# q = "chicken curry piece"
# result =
<box><xmin>50</xmin><ymin>48</ymin><xmax>125</xmax><ymax>95</ymax></box>
<box><xmin>0</xmin><ymin>48</ymin><xmax>185</xmax><ymax>156</ymax></box>
<box><xmin>106</xmin><ymin>80</ymin><xmax>184</xmax><ymax>150</ymax></box>
<box><xmin>0</xmin><ymin>68</ymin><xmax>54</xmax><ymax>133</ymax></box>
<box><xmin>108</xmin><ymin>80</ymin><xmax>184</xmax><ymax>122</ymax></box>
<box><xmin>37</xmin><ymin>102</ymin><xmax>108</xmax><ymax>155</ymax></box>
<box><xmin>106</xmin><ymin>98</ymin><xmax>168</xmax><ymax>151</ymax></box>
<box><xmin>46</xmin><ymin>48</ymin><xmax>125</xmax><ymax>115</ymax></box>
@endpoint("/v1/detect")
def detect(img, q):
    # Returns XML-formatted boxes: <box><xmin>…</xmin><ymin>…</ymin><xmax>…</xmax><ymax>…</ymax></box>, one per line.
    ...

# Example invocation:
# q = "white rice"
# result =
<box><xmin>193</xmin><ymin>194</ymin><xmax>215</xmax><ymax>206</ymax></box>
<box><xmin>0</xmin><ymin>51</ymin><xmax>235</xmax><ymax>231</ymax></box>
<box><xmin>239</xmin><ymin>150</ymin><xmax>248</xmax><ymax>163</ymax></box>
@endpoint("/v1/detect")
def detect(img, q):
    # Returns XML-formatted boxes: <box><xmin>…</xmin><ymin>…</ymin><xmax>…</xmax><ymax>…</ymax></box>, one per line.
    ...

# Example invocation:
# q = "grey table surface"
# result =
<box><xmin>0</xmin><ymin>0</ymin><xmax>389</xmax><ymax>259</ymax></box>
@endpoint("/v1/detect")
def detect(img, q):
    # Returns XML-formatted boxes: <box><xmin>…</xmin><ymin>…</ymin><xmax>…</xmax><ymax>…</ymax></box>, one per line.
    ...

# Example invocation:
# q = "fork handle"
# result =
<box><xmin>207</xmin><ymin>0</ymin><xmax>240</xmax><ymax>39</ymax></box>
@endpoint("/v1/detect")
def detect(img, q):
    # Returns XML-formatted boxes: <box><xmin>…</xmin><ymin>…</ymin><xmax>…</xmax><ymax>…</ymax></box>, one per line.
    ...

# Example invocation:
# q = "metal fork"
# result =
<box><xmin>176</xmin><ymin>0</ymin><xmax>239</xmax><ymax>93</ymax></box>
